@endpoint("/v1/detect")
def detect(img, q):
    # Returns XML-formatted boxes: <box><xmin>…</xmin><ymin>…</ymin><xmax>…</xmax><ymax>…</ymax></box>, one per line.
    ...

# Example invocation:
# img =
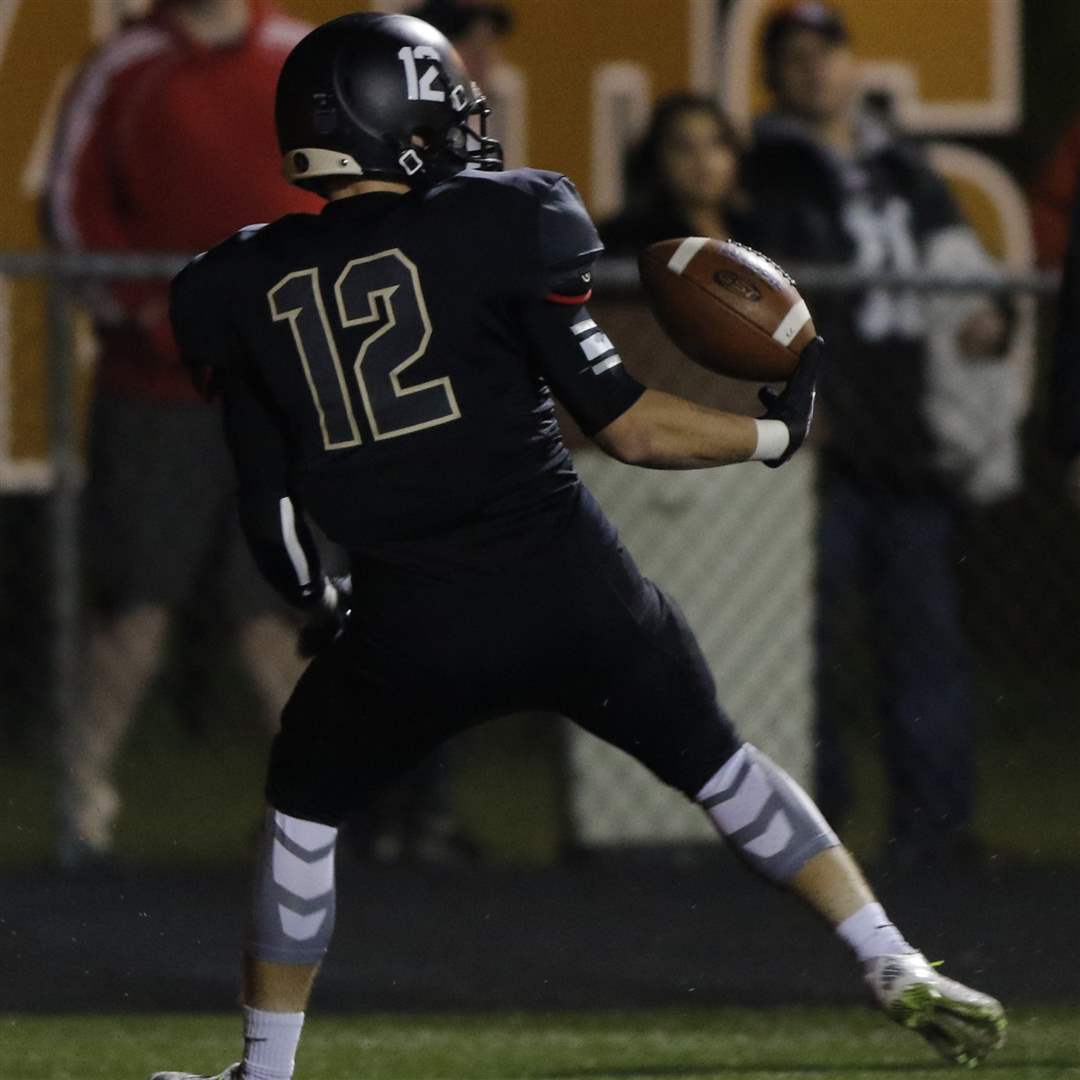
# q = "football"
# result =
<box><xmin>638</xmin><ymin>237</ymin><xmax>816</xmax><ymax>382</ymax></box>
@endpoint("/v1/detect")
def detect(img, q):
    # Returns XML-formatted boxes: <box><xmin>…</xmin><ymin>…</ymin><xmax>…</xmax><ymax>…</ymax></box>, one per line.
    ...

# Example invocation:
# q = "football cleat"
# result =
<box><xmin>865</xmin><ymin>952</ymin><xmax>1006</xmax><ymax>1068</ymax></box>
<box><xmin>149</xmin><ymin>1065</ymin><xmax>241</xmax><ymax>1080</ymax></box>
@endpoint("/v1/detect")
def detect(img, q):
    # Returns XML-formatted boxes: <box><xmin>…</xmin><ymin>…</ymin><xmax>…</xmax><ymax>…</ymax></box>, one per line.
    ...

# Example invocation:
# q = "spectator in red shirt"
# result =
<box><xmin>44</xmin><ymin>0</ymin><xmax>320</xmax><ymax>868</ymax></box>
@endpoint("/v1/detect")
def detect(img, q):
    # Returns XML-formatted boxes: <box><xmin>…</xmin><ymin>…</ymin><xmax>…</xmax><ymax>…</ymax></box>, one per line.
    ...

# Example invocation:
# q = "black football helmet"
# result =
<box><xmin>275</xmin><ymin>12</ymin><xmax>502</xmax><ymax>190</ymax></box>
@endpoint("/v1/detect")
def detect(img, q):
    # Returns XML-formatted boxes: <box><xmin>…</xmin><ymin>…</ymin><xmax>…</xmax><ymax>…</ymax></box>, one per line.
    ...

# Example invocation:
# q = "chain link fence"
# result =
<box><xmin>1</xmin><ymin>252</ymin><xmax>1077</xmax><ymax>864</ymax></box>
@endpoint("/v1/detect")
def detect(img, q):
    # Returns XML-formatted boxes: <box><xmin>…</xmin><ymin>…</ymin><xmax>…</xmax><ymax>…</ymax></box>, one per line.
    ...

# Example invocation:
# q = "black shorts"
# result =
<box><xmin>266</xmin><ymin>494</ymin><xmax>741</xmax><ymax>824</ymax></box>
<box><xmin>83</xmin><ymin>392</ymin><xmax>281</xmax><ymax>618</ymax></box>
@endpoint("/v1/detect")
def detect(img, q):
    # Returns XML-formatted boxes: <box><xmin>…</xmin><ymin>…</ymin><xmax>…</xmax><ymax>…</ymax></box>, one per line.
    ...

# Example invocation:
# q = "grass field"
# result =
<box><xmin>4</xmin><ymin>1008</ymin><xmax>1079</xmax><ymax>1080</ymax></box>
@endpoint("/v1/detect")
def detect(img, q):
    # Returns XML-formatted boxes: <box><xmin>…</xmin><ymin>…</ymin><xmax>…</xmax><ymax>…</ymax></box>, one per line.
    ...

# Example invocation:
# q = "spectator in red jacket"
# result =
<box><xmin>44</xmin><ymin>0</ymin><xmax>320</xmax><ymax>868</ymax></box>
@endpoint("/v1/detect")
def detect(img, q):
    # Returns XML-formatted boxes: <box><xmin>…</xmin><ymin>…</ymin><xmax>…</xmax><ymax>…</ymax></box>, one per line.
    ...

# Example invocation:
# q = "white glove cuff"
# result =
<box><xmin>750</xmin><ymin>419</ymin><xmax>790</xmax><ymax>462</ymax></box>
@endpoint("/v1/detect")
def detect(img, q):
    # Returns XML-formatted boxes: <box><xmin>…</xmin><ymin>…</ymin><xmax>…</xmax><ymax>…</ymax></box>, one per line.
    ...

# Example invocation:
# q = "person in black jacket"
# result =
<box><xmin>742</xmin><ymin>2</ymin><xmax>1018</xmax><ymax>869</ymax></box>
<box><xmin>600</xmin><ymin>93</ymin><xmax>750</xmax><ymax>256</ymax></box>
<box><xmin>1050</xmin><ymin>167</ymin><xmax>1080</xmax><ymax>506</ymax></box>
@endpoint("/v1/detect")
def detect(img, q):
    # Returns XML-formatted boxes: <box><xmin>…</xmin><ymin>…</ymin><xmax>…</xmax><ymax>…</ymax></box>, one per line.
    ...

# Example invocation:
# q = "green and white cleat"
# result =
<box><xmin>149</xmin><ymin>1065</ymin><xmax>241</xmax><ymax>1080</ymax></box>
<box><xmin>866</xmin><ymin>952</ymin><xmax>1006</xmax><ymax>1068</ymax></box>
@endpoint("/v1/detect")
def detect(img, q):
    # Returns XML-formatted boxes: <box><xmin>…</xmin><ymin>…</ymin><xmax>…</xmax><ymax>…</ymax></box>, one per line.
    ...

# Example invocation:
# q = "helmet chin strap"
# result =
<box><xmin>398</xmin><ymin>148</ymin><xmax>425</xmax><ymax>177</ymax></box>
<box><xmin>283</xmin><ymin>91</ymin><xmax>502</xmax><ymax>191</ymax></box>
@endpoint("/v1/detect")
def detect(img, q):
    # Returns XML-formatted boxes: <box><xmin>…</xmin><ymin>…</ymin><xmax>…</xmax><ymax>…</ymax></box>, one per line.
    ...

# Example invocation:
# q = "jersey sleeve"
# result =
<box><xmin>220</xmin><ymin>365</ymin><xmax>326</xmax><ymax>609</ymax></box>
<box><xmin>174</xmin><ymin>237</ymin><xmax>326</xmax><ymax>608</ymax></box>
<box><xmin>521</xmin><ymin>301</ymin><xmax>644</xmax><ymax>436</ymax></box>
<box><xmin>532</xmin><ymin>176</ymin><xmax>605</xmax><ymax>305</ymax></box>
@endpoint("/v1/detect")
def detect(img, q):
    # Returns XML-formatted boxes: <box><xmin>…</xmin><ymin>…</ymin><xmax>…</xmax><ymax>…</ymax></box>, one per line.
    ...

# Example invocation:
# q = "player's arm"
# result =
<box><xmin>218</xmin><ymin>369</ymin><xmax>326</xmax><ymax>609</ymax></box>
<box><xmin>522</xmin><ymin>173</ymin><xmax>821</xmax><ymax>469</ymax></box>
<box><xmin>170</xmin><ymin>259</ymin><xmax>345</xmax><ymax>623</ymax></box>
<box><xmin>524</xmin><ymin>299</ymin><xmax>823</xmax><ymax>469</ymax></box>
<box><xmin>220</xmin><ymin>371</ymin><xmax>353</xmax><ymax>655</ymax></box>
<box><xmin>596</xmin><ymin>389</ymin><xmax>759</xmax><ymax>468</ymax></box>
<box><xmin>598</xmin><ymin>337</ymin><xmax>823</xmax><ymax>469</ymax></box>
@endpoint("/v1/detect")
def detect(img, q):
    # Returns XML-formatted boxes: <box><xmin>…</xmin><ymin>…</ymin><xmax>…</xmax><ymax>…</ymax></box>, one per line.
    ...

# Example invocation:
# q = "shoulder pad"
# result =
<box><xmin>198</xmin><ymin>222</ymin><xmax>269</xmax><ymax>265</ymax></box>
<box><xmin>425</xmin><ymin>169</ymin><xmax>602</xmax><ymax>302</ymax></box>
<box><xmin>170</xmin><ymin>227</ymin><xmax>264</xmax><ymax>394</ymax></box>
<box><xmin>538</xmin><ymin>175</ymin><xmax>603</xmax><ymax>269</ymax></box>
<box><xmin>175</xmin><ymin>222</ymin><xmax>266</xmax><ymax>295</ymax></box>
<box><xmin>537</xmin><ymin>175</ymin><xmax>603</xmax><ymax>303</ymax></box>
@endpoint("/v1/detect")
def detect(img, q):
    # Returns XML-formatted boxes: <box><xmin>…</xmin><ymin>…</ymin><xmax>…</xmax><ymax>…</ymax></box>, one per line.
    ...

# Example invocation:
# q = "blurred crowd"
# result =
<box><xmin>602</xmin><ymin>2</ymin><xmax>1023</xmax><ymax>869</ymax></box>
<box><xmin>36</xmin><ymin>0</ymin><xmax>1080</xmax><ymax>872</ymax></box>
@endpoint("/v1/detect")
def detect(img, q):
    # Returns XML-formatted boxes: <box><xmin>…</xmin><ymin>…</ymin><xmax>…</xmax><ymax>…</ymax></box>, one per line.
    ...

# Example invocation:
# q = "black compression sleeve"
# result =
<box><xmin>521</xmin><ymin>301</ymin><xmax>645</xmax><ymax>436</ymax></box>
<box><xmin>221</xmin><ymin>371</ymin><xmax>325</xmax><ymax>609</ymax></box>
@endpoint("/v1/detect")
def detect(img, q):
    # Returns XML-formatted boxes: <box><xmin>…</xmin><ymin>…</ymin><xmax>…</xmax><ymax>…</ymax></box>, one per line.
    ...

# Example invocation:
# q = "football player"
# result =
<box><xmin>152</xmin><ymin>14</ymin><xmax>1005</xmax><ymax>1080</ymax></box>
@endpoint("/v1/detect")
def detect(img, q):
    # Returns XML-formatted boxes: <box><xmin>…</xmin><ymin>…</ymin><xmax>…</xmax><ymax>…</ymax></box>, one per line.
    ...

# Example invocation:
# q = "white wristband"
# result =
<box><xmin>750</xmin><ymin>419</ymin><xmax>790</xmax><ymax>462</ymax></box>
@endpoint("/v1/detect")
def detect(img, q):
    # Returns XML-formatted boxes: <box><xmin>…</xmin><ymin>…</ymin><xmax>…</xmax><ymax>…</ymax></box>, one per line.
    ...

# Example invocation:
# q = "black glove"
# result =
<box><xmin>758</xmin><ymin>336</ymin><xmax>826</xmax><ymax>468</ymax></box>
<box><xmin>297</xmin><ymin>574</ymin><xmax>353</xmax><ymax>658</ymax></box>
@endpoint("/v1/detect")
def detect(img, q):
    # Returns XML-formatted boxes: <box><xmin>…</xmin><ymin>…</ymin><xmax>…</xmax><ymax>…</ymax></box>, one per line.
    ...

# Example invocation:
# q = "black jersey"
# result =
<box><xmin>171</xmin><ymin>168</ymin><xmax>644</xmax><ymax>603</ymax></box>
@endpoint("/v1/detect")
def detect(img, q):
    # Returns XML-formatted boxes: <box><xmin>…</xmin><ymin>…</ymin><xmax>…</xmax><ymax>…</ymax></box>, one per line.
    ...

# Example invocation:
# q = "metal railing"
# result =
<box><xmin>0</xmin><ymin>249</ymin><xmax>1061</xmax><ymax>291</ymax></box>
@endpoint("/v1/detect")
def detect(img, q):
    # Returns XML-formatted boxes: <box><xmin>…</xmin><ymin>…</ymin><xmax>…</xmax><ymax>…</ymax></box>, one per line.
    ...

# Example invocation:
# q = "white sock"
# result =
<box><xmin>242</xmin><ymin>1007</ymin><xmax>305</xmax><ymax>1080</ymax></box>
<box><xmin>835</xmin><ymin>902</ymin><xmax>915</xmax><ymax>964</ymax></box>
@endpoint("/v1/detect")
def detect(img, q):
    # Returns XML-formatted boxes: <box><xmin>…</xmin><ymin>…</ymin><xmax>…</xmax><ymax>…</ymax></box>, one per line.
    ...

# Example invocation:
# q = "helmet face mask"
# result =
<box><xmin>276</xmin><ymin>13</ymin><xmax>504</xmax><ymax>192</ymax></box>
<box><xmin>442</xmin><ymin>88</ymin><xmax>503</xmax><ymax>173</ymax></box>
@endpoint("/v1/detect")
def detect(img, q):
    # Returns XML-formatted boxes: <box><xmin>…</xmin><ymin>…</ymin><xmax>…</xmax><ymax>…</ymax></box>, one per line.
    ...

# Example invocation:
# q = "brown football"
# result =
<box><xmin>638</xmin><ymin>237</ymin><xmax>816</xmax><ymax>382</ymax></box>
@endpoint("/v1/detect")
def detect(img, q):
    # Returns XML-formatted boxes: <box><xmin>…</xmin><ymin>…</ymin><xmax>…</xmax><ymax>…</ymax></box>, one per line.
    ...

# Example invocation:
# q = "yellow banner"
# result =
<box><xmin>0</xmin><ymin>0</ymin><xmax>1027</xmax><ymax>474</ymax></box>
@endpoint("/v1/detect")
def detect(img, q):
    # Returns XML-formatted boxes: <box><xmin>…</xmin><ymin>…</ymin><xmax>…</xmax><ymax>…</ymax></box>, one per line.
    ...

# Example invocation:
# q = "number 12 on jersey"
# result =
<box><xmin>268</xmin><ymin>249</ymin><xmax>460</xmax><ymax>449</ymax></box>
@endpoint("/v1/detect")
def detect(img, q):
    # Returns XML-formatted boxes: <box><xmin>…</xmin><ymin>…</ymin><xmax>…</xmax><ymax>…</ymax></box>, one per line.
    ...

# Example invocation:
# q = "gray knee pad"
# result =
<box><xmin>697</xmin><ymin>744</ymin><xmax>838</xmax><ymax>883</ymax></box>
<box><xmin>248</xmin><ymin>809</ymin><xmax>337</xmax><ymax>966</ymax></box>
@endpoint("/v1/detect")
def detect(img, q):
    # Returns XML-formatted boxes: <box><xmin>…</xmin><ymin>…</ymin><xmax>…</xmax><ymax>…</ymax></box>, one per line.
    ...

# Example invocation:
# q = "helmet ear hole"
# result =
<box><xmin>445</xmin><ymin>126</ymin><xmax>466</xmax><ymax>154</ymax></box>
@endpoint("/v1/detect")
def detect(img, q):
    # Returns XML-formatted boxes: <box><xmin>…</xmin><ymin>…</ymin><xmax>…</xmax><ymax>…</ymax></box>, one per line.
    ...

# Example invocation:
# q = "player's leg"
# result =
<box><xmin>228</xmin><ymin>804</ymin><xmax>338</xmax><ymax>1080</ymax></box>
<box><xmin>150</xmin><ymin>629</ymin><xmax>464</xmax><ymax>1080</ymax></box>
<box><xmin>696</xmin><ymin>749</ymin><xmax>1001</xmax><ymax>1060</ymax></box>
<box><xmin>152</xmin><ymin>808</ymin><xmax>332</xmax><ymax>1080</ymax></box>
<box><xmin>58</xmin><ymin>394</ymin><xmax>201</xmax><ymax>866</ymax></box>
<box><xmin>58</xmin><ymin>603</ymin><xmax>170</xmax><ymax>864</ymax></box>
<box><xmin>871</xmin><ymin>491</ymin><xmax>974</xmax><ymax>866</ymax></box>
<box><xmin>813</xmin><ymin>467</ymin><xmax>871</xmax><ymax>830</ymax></box>
<box><xmin>238</xmin><ymin>613</ymin><xmax>308</xmax><ymax>729</ymax></box>
<box><xmin>573</xmin><ymin>576</ymin><xmax>1004</xmax><ymax>1066</ymax></box>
